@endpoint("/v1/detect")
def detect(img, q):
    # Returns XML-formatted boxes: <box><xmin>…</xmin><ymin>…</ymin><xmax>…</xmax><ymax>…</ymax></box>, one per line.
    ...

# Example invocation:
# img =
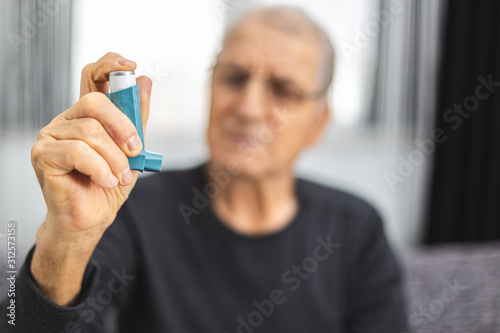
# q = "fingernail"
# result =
<box><xmin>118</xmin><ymin>57</ymin><xmax>133</xmax><ymax>65</ymax></box>
<box><xmin>109</xmin><ymin>174</ymin><xmax>119</xmax><ymax>187</ymax></box>
<box><xmin>122</xmin><ymin>167</ymin><xmax>133</xmax><ymax>185</ymax></box>
<box><xmin>127</xmin><ymin>135</ymin><xmax>141</xmax><ymax>151</ymax></box>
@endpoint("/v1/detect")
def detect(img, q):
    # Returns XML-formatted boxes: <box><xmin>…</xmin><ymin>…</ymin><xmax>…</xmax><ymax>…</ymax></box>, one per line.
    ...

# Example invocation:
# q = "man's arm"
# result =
<box><xmin>0</xmin><ymin>52</ymin><xmax>152</xmax><ymax>332</ymax></box>
<box><xmin>0</xmin><ymin>203</ymin><xmax>141</xmax><ymax>332</ymax></box>
<box><xmin>29</xmin><ymin>52</ymin><xmax>150</xmax><ymax>306</ymax></box>
<box><xmin>345</xmin><ymin>208</ymin><xmax>408</xmax><ymax>332</ymax></box>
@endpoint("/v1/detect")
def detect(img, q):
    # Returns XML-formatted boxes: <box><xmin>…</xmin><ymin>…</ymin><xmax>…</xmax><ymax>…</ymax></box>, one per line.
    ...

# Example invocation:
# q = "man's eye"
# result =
<box><xmin>272</xmin><ymin>83</ymin><xmax>296</xmax><ymax>100</ymax></box>
<box><xmin>224</xmin><ymin>75</ymin><xmax>247</xmax><ymax>87</ymax></box>
<box><xmin>273</xmin><ymin>87</ymin><xmax>291</xmax><ymax>98</ymax></box>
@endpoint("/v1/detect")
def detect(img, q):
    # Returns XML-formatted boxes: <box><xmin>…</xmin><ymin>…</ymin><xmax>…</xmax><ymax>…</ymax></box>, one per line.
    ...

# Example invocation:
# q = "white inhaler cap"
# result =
<box><xmin>109</xmin><ymin>71</ymin><xmax>137</xmax><ymax>93</ymax></box>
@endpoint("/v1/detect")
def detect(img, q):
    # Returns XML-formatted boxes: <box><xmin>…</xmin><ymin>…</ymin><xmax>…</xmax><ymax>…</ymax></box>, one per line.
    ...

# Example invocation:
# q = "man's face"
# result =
<box><xmin>208</xmin><ymin>20</ymin><xmax>329</xmax><ymax>179</ymax></box>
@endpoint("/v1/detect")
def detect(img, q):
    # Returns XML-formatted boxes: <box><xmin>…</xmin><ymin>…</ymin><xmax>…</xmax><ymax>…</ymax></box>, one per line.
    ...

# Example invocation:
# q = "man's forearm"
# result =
<box><xmin>31</xmin><ymin>221</ymin><xmax>104</xmax><ymax>306</ymax></box>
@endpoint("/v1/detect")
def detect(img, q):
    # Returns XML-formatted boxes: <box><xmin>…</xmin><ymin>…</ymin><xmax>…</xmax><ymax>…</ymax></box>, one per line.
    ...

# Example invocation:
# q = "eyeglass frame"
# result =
<box><xmin>210</xmin><ymin>62</ymin><xmax>327</xmax><ymax>107</ymax></box>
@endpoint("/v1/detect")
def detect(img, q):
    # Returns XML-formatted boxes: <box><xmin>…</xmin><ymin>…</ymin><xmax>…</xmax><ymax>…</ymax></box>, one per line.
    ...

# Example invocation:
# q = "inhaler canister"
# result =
<box><xmin>109</xmin><ymin>71</ymin><xmax>137</xmax><ymax>92</ymax></box>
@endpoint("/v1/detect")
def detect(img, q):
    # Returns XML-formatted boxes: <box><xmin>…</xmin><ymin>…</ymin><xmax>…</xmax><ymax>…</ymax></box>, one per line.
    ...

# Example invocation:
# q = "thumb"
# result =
<box><xmin>136</xmin><ymin>76</ymin><xmax>153</xmax><ymax>135</ymax></box>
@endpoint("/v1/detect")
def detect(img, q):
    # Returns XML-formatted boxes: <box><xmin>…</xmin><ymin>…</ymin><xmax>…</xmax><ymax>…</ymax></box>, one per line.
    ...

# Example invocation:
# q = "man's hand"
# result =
<box><xmin>30</xmin><ymin>52</ymin><xmax>152</xmax><ymax>306</ymax></box>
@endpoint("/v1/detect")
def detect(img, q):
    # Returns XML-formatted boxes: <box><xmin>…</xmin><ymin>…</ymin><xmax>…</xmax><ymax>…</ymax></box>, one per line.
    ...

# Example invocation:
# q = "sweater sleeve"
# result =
<box><xmin>0</xmin><ymin>202</ymin><xmax>141</xmax><ymax>333</ymax></box>
<box><xmin>345</xmin><ymin>208</ymin><xmax>409</xmax><ymax>333</ymax></box>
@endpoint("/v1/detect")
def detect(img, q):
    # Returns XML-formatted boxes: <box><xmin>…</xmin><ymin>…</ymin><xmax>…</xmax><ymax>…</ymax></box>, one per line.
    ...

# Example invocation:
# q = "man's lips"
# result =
<box><xmin>223</xmin><ymin>130</ymin><xmax>264</xmax><ymax>148</ymax></box>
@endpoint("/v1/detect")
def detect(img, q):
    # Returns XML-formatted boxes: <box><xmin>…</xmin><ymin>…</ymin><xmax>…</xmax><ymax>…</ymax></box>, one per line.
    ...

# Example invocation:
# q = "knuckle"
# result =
<box><xmin>100</xmin><ymin>137</ymin><xmax>128</xmax><ymax>171</ymax></box>
<box><xmin>104</xmin><ymin>51</ymin><xmax>120</xmax><ymax>59</ymax></box>
<box><xmin>85</xmin><ymin>91</ymin><xmax>105</xmax><ymax>103</ymax></box>
<box><xmin>117</xmin><ymin>117</ymin><xmax>136</xmax><ymax>137</ymax></box>
<box><xmin>78</xmin><ymin>92</ymin><xmax>93</xmax><ymax>108</ymax></box>
<box><xmin>31</xmin><ymin>142</ymin><xmax>50</xmax><ymax>189</ymax></box>
<box><xmin>107</xmin><ymin>112</ymin><xmax>136</xmax><ymax>146</ymax></box>
<box><xmin>30</xmin><ymin>142</ymin><xmax>44</xmax><ymax>165</ymax></box>
<box><xmin>80</xmin><ymin>92</ymin><xmax>107</xmax><ymax>112</ymax></box>
<box><xmin>77</xmin><ymin>140</ymin><xmax>91</xmax><ymax>155</ymax></box>
<box><xmin>81</xmin><ymin>63</ymin><xmax>94</xmax><ymax>77</ymax></box>
<box><xmin>115</xmin><ymin>152</ymin><xmax>130</xmax><ymax>171</ymax></box>
<box><xmin>107</xmin><ymin>155</ymin><xmax>127</xmax><ymax>174</ymax></box>
<box><xmin>37</xmin><ymin>126</ymin><xmax>48</xmax><ymax>141</ymax></box>
<box><xmin>67</xmin><ymin>141</ymin><xmax>88</xmax><ymax>166</ymax></box>
<box><xmin>80</xmin><ymin>118</ymin><xmax>102</xmax><ymax>139</ymax></box>
<box><xmin>37</xmin><ymin>117</ymin><xmax>60</xmax><ymax>139</ymax></box>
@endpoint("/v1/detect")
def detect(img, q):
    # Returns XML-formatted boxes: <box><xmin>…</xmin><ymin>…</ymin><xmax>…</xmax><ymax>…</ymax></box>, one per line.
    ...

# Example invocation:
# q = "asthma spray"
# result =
<box><xmin>107</xmin><ymin>71</ymin><xmax>163</xmax><ymax>172</ymax></box>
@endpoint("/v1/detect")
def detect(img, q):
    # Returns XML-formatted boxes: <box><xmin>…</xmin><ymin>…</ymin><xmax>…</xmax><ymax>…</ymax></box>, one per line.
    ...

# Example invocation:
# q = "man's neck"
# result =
<box><xmin>207</xmin><ymin>165</ymin><xmax>298</xmax><ymax>236</ymax></box>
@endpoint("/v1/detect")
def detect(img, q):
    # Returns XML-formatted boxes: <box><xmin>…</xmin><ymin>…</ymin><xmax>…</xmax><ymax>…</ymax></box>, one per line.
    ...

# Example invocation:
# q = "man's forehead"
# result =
<box><xmin>219</xmin><ymin>20</ymin><xmax>321</xmax><ymax>83</ymax></box>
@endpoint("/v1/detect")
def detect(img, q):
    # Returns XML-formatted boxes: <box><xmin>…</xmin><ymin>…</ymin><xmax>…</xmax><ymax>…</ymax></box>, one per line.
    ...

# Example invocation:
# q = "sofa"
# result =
<box><xmin>400</xmin><ymin>241</ymin><xmax>500</xmax><ymax>332</ymax></box>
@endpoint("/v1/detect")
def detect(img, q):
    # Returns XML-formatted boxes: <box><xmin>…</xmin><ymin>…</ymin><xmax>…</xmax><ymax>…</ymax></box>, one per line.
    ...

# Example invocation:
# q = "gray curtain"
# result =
<box><xmin>0</xmin><ymin>0</ymin><xmax>73</xmax><ymax>131</ymax></box>
<box><xmin>371</xmin><ymin>0</ymin><xmax>447</xmax><ymax>243</ymax></box>
<box><xmin>371</xmin><ymin>0</ymin><xmax>447</xmax><ymax>145</ymax></box>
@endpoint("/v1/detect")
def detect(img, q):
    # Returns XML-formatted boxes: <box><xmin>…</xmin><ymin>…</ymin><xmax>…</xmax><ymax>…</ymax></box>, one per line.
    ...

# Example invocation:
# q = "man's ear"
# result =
<box><xmin>306</xmin><ymin>100</ymin><xmax>330</xmax><ymax>146</ymax></box>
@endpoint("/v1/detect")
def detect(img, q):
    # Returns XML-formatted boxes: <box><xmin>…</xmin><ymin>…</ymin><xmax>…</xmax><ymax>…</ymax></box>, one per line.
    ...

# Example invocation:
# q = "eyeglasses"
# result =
<box><xmin>211</xmin><ymin>63</ymin><xmax>323</xmax><ymax>107</ymax></box>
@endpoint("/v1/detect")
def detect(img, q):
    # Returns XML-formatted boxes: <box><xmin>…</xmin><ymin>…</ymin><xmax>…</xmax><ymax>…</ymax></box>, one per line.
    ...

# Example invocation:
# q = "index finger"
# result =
<box><xmin>56</xmin><ymin>92</ymin><xmax>143</xmax><ymax>156</ymax></box>
<box><xmin>80</xmin><ymin>52</ymin><xmax>137</xmax><ymax>97</ymax></box>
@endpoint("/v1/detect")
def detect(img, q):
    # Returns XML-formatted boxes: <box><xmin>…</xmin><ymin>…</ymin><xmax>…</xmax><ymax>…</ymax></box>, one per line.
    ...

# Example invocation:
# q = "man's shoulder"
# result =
<box><xmin>297</xmin><ymin>177</ymin><xmax>374</xmax><ymax>208</ymax></box>
<box><xmin>297</xmin><ymin>177</ymin><xmax>380</xmax><ymax>222</ymax></box>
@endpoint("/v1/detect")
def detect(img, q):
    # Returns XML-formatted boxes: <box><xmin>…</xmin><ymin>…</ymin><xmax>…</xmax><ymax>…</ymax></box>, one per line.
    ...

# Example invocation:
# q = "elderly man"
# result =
<box><xmin>1</xmin><ymin>5</ymin><xmax>407</xmax><ymax>332</ymax></box>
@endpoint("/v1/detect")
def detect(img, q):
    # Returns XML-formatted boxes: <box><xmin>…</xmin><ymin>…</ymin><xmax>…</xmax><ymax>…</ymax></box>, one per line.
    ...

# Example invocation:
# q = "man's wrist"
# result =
<box><xmin>30</xmin><ymin>221</ymin><xmax>103</xmax><ymax>306</ymax></box>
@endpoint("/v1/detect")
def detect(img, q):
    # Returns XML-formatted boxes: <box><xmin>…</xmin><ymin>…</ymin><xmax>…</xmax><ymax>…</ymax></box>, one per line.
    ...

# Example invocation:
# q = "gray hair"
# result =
<box><xmin>219</xmin><ymin>4</ymin><xmax>335</xmax><ymax>98</ymax></box>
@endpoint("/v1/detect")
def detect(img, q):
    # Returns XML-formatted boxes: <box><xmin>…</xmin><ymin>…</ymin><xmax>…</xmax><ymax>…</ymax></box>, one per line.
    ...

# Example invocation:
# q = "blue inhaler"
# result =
<box><xmin>107</xmin><ymin>71</ymin><xmax>163</xmax><ymax>172</ymax></box>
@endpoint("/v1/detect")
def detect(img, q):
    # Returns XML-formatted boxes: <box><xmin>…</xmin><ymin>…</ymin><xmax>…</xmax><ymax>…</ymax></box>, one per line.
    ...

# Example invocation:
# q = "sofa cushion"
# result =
<box><xmin>400</xmin><ymin>242</ymin><xmax>500</xmax><ymax>333</ymax></box>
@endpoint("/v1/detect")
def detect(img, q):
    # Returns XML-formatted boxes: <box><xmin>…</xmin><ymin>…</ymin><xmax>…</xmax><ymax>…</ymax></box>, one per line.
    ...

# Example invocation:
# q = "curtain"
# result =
<box><xmin>425</xmin><ymin>0</ymin><xmax>500</xmax><ymax>243</ymax></box>
<box><xmin>371</xmin><ymin>0</ymin><xmax>447</xmax><ymax>244</ymax></box>
<box><xmin>371</xmin><ymin>0</ymin><xmax>446</xmax><ymax>147</ymax></box>
<box><xmin>0</xmin><ymin>0</ymin><xmax>73</xmax><ymax>131</ymax></box>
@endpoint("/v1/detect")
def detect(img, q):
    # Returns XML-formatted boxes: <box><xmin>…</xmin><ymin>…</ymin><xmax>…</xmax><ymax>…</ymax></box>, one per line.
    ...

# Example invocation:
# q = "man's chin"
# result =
<box><xmin>207</xmin><ymin>154</ymin><xmax>276</xmax><ymax>181</ymax></box>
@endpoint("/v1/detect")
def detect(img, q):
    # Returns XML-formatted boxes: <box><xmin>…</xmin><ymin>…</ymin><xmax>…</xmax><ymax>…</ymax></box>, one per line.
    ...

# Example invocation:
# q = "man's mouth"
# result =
<box><xmin>223</xmin><ymin>129</ymin><xmax>264</xmax><ymax>149</ymax></box>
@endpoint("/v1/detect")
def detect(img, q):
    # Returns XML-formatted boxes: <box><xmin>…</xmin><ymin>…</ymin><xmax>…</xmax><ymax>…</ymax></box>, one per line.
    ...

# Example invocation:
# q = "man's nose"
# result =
<box><xmin>234</xmin><ymin>80</ymin><xmax>269</xmax><ymax>121</ymax></box>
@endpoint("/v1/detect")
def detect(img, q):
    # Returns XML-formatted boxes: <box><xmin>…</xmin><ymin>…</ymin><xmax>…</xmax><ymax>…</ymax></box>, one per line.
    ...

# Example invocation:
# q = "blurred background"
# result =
<box><xmin>1</xmin><ymin>0</ymin><xmax>500</xmax><ymax>329</ymax></box>
<box><xmin>0</xmin><ymin>0</ymin><xmax>442</xmax><ymax>251</ymax></box>
<box><xmin>0</xmin><ymin>0</ymin><xmax>443</xmax><ymax>255</ymax></box>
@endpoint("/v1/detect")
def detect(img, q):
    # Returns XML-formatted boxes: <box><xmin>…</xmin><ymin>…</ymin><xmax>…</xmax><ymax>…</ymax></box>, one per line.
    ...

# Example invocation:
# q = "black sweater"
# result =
<box><xmin>1</xmin><ymin>164</ymin><xmax>408</xmax><ymax>332</ymax></box>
